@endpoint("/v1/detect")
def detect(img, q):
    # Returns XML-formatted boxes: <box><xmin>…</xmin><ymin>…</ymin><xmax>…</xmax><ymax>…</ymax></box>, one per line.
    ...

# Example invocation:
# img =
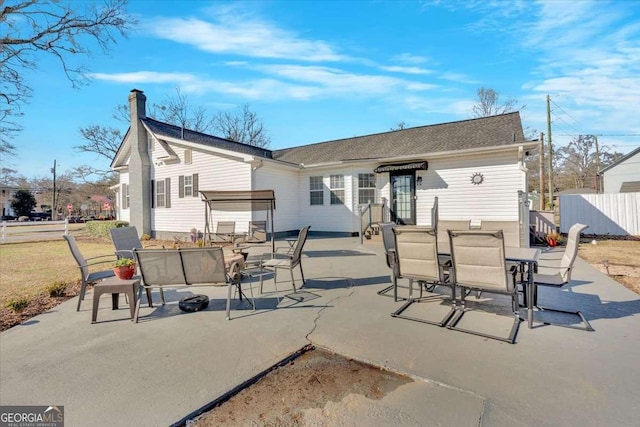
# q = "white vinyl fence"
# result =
<box><xmin>560</xmin><ymin>193</ymin><xmax>640</xmax><ymax>236</ymax></box>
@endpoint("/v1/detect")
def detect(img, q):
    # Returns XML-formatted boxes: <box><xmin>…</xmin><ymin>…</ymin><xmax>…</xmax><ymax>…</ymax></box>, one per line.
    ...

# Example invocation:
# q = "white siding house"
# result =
<box><xmin>112</xmin><ymin>89</ymin><xmax>537</xmax><ymax>244</ymax></box>
<box><xmin>599</xmin><ymin>147</ymin><xmax>640</xmax><ymax>193</ymax></box>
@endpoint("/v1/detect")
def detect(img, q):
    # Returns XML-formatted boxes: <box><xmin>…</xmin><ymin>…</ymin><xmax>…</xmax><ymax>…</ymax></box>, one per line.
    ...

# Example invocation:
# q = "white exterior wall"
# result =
<box><xmin>415</xmin><ymin>151</ymin><xmax>523</xmax><ymax>225</ymax></box>
<box><xmin>298</xmin><ymin>166</ymin><xmax>360</xmax><ymax>233</ymax></box>
<box><xmin>150</xmin><ymin>142</ymin><xmax>252</xmax><ymax>235</ymax></box>
<box><xmin>603</xmin><ymin>151</ymin><xmax>640</xmax><ymax>193</ymax></box>
<box><xmin>253</xmin><ymin>162</ymin><xmax>300</xmax><ymax>233</ymax></box>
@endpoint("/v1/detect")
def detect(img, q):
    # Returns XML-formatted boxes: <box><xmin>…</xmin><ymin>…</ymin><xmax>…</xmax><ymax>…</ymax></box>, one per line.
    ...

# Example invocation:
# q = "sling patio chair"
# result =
<box><xmin>259</xmin><ymin>226</ymin><xmax>310</xmax><ymax>301</ymax></box>
<box><xmin>376</xmin><ymin>222</ymin><xmax>402</xmax><ymax>301</ymax></box>
<box><xmin>532</xmin><ymin>223</ymin><xmax>593</xmax><ymax>331</ymax></box>
<box><xmin>244</xmin><ymin>220</ymin><xmax>267</xmax><ymax>244</ymax></box>
<box><xmin>63</xmin><ymin>234</ymin><xmax>116</xmax><ymax>311</ymax></box>
<box><xmin>391</xmin><ymin>228</ymin><xmax>456</xmax><ymax>327</ymax></box>
<box><xmin>110</xmin><ymin>226</ymin><xmax>147</xmax><ymax>259</ymax></box>
<box><xmin>447</xmin><ymin>230</ymin><xmax>521</xmax><ymax>344</ymax></box>
<box><xmin>110</xmin><ymin>225</ymin><xmax>161</xmax><ymax>304</ymax></box>
<box><xmin>211</xmin><ymin>221</ymin><xmax>236</xmax><ymax>244</ymax></box>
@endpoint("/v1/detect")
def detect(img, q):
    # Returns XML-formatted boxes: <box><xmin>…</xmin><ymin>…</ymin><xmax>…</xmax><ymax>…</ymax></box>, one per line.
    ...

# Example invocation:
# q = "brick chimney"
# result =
<box><xmin>127</xmin><ymin>89</ymin><xmax>152</xmax><ymax>236</ymax></box>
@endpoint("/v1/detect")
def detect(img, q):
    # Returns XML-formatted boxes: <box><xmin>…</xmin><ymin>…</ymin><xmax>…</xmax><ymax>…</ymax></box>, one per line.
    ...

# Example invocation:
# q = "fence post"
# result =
<box><xmin>64</xmin><ymin>218</ymin><xmax>69</xmax><ymax>235</ymax></box>
<box><xmin>1</xmin><ymin>221</ymin><xmax>5</xmax><ymax>244</ymax></box>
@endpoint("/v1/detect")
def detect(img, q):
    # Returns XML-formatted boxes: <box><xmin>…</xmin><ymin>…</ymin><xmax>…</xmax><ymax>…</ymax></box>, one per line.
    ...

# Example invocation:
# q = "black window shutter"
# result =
<box><xmin>179</xmin><ymin>175</ymin><xmax>185</xmax><ymax>198</ymax></box>
<box><xmin>192</xmin><ymin>173</ymin><xmax>199</xmax><ymax>197</ymax></box>
<box><xmin>165</xmin><ymin>177</ymin><xmax>171</xmax><ymax>208</ymax></box>
<box><xmin>151</xmin><ymin>180</ymin><xmax>155</xmax><ymax>208</ymax></box>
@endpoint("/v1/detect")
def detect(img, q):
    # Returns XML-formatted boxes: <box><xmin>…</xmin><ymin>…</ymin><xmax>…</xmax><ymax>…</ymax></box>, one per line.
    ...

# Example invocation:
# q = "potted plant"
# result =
<box><xmin>545</xmin><ymin>231</ymin><xmax>561</xmax><ymax>247</ymax></box>
<box><xmin>113</xmin><ymin>258</ymin><xmax>136</xmax><ymax>280</ymax></box>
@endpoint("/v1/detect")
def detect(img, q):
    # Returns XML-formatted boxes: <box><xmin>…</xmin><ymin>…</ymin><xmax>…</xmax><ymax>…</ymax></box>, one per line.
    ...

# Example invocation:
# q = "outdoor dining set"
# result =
<box><xmin>379</xmin><ymin>221</ymin><xmax>593</xmax><ymax>343</ymax></box>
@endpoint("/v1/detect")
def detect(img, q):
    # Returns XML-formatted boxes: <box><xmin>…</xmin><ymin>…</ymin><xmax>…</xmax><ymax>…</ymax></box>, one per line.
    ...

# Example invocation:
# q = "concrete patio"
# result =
<box><xmin>1</xmin><ymin>236</ymin><xmax>639</xmax><ymax>426</ymax></box>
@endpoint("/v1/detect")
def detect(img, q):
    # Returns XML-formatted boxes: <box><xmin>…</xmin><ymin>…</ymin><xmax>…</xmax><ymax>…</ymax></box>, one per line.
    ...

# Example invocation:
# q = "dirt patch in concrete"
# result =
<box><xmin>191</xmin><ymin>348</ymin><xmax>412</xmax><ymax>426</ymax></box>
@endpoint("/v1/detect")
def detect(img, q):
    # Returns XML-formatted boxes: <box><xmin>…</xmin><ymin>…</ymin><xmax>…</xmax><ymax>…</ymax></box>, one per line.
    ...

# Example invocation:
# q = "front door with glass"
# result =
<box><xmin>390</xmin><ymin>172</ymin><xmax>416</xmax><ymax>225</ymax></box>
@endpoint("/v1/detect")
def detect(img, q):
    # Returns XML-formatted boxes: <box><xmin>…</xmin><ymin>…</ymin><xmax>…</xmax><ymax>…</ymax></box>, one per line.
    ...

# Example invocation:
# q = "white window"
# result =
<box><xmin>156</xmin><ymin>180</ymin><xmax>165</xmax><ymax>207</ymax></box>
<box><xmin>184</xmin><ymin>175</ymin><xmax>192</xmax><ymax>197</ymax></box>
<box><xmin>310</xmin><ymin>176</ymin><xmax>324</xmax><ymax>205</ymax></box>
<box><xmin>358</xmin><ymin>173</ymin><xmax>376</xmax><ymax>204</ymax></box>
<box><xmin>330</xmin><ymin>174</ymin><xmax>345</xmax><ymax>205</ymax></box>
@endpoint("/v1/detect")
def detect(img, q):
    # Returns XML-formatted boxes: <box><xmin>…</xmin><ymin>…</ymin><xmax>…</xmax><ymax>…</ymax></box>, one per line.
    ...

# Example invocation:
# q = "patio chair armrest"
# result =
<box><xmin>85</xmin><ymin>254</ymin><xmax>117</xmax><ymax>263</ymax></box>
<box><xmin>260</xmin><ymin>252</ymin><xmax>291</xmax><ymax>262</ymax></box>
<box><xmin>274</xmin><ymin>246</ymin><xmax>292</xmax><ymax>253</ymax></box>
<box><xmin>81</xmin><ymin>258</ymin><xmax>117</xmax><ymax>269</ymax></box>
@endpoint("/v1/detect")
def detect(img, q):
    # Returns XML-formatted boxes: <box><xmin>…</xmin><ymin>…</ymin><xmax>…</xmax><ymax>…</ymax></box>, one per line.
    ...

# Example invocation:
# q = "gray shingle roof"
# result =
<box><xmin>272</xmin><ymin>112</ymin><xmax>526</xmax><ymax>164</ymax></box>
<box><xmin>141</xmin><ymin>112</ymin><xmax>526</xmax><ymax>165</ymax></box>
<box><xmin>142</xmin><ymin>118</ymin><xmax>273</xmax><ymax>159</ymax></box>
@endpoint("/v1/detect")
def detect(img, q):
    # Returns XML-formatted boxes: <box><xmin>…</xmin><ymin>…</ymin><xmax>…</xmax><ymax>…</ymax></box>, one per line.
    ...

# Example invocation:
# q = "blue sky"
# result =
<box><xmin>5</xmin><ymin>0</ymin><xmax>640</xmax><ymax>179</ymax></box>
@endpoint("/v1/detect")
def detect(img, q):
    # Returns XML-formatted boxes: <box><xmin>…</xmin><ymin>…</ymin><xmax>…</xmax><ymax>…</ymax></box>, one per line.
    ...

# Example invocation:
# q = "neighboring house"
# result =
<box><xmin>598</xmin><ymin>147</ymin><xmax>640</xmax><ymax>193</ymax></box>
<box><xmin>113</xmin><ymin>89</ymin><xmax>538</xmax><ymax>245</ymax></box>
<box><xmin>1</xmin><ymin>186</ymin><xmax>17</xmax><ymax>218</ymax></box>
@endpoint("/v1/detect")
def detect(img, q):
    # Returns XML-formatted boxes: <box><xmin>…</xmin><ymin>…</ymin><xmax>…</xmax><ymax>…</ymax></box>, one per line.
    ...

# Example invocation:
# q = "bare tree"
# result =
<box><xmin>212</xmin><ymin>104</ymin><xmax>271</xmax><ymax>148</ymax></box>
<box><xmin>471</xmin><ymin>87</ymin><xmax>522</xmax><ymax>118</ymax></box>
<box><xmin>152</xmin><ymin>88</ymin><xmax>214</xmax><ymax>134</ymax></box>
<box><xmin>0</xmin><ymin>0</ymin><xmax>135</xmax><ymax>155</ymax></box>
<box><xmin>390</xmin><ymin>121</ymin><xmax>407</xmax><ymax>131</ymax></box>
<box><xmin>554</xmin><ymin>135</ymin><xmax>624</xmax><ymax>190</ymax></box>
<box><xmin>77</xmin><ymin>125</ymin><xmax>123</xmax><ymax>160</ymax></box>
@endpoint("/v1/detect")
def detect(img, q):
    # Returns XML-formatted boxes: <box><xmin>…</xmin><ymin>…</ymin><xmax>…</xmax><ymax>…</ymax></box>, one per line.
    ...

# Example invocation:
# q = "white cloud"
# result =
<box><xmin>144</xmin><ymin>11</ymin><xmax>345</xmax><ymax>62</ymax></box>
<box><xmin>89</xmin><ymin>71</ymin><xmax>197</xmax><ymax>84</ymax></box>
<box><xmin>379</xmin><ymin>65</ymin><xmax>433</xmax><ymax>75</ymax></box>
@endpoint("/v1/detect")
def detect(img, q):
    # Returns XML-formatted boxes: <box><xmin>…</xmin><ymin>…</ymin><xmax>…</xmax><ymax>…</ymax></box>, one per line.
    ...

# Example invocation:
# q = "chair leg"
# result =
<box><xmin>391</xmin><ymin>281</ymin><xmax>456</xmax><ymax>327</ymax></box>
<box><xmin>299</xmin><ymin>263</ymin><xmax>305</xmax><ymax>285</ymax></box>
<box><xmin>534</xmin><ymin>285</ymin><xmax>594</xmax><ymax>331</ymax></box>
<box><xmin>447</xmin><ymin>287</ymin><xmax>521</xmax><ymax>344</ymax></box>
<box><xmin>77</xmin><ymin>280</ymin><xmax>87</xmax><ymax>311</ymax></box>
<box><xmin>290</xmin><ymin>268</ymin><xmax>297</xmax><ymax>293</ymax></box>
<box><xmin>226</xmin><ymin>281</ymin><xmax>233</xmax><ymax>320</ymax></box>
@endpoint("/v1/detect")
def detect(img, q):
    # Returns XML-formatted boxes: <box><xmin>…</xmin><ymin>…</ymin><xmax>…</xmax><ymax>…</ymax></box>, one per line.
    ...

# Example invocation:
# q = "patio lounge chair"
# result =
<box><xmin>391</xmin><ymin>228</ymin><xmax>456</xmax><ymax>327</ymax></box>
<box><xmin>63</xmin><ymin>234</ymin><xmax>116</xmax><ymax>311</ymax></box>
<box><xmin>533</xmin><ymin>223</ymin><xmax>593</xmax><ymax>331</ymax></box>
<box><xmin>211</xmin><ymin>221</ymin><xmax>236</xmax><ymax>244</ymax></box>
<box><xmin>447</xmin><ymin>230</ymin><xmax>520</xmax><ymax>343</ymax></box>
<box><xmin>259</xmin><ymin>226</ymin><xmax>310</xmax><ymax>299</ymax></box>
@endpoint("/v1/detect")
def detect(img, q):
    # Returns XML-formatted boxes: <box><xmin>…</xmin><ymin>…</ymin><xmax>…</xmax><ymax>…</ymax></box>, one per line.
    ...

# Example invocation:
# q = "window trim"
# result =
<box><xmin>330</xmin><ymin>174</ymin><xmax>345</xmax><ymax>205</ymax></box>
<box><xmin>309</xmin><ymin>176</ymin><xmax>324</xmax><ymax>206</ymax></box>
<box><xmin>358</xmin><ymin>173</ymin><xmax>376</xmax><ymax>205</ymax></box>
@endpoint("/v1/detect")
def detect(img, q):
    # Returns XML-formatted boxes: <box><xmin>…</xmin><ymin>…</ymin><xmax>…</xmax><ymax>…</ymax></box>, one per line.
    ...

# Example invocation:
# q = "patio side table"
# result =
<box><xmin>92</xmin><ymin>277</ymin><xmax>140</xmax><ymax>324</ymax></box>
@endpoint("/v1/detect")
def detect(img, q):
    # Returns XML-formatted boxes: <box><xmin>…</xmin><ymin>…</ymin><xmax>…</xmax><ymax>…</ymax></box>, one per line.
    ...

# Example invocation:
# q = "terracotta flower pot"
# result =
<box><xmin>113</xmin><ymin>264</ymin><xmax>136</xmax><ymax>280</ymax></box>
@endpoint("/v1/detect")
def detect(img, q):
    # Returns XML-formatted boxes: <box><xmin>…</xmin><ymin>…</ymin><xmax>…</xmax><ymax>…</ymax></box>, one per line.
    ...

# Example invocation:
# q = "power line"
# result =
<box><xmin>549</xmin><ymin>99</ymin><xmax>584</xmax><ymax>128</ymax></box>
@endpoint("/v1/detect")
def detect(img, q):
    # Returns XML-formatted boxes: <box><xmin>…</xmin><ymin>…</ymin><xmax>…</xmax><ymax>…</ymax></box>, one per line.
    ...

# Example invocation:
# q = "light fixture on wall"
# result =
<box><xmin>416</xmin><ymin>176</ymin><xmax>423</xmax><ymax>185</ymax></box>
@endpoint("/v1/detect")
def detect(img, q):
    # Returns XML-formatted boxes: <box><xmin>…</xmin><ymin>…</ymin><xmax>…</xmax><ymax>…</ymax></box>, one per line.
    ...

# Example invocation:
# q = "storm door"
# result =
<box><xmin>390</xmin><ymin>172</ymin><xmax>416</xmax><ymax>225</ymax></box>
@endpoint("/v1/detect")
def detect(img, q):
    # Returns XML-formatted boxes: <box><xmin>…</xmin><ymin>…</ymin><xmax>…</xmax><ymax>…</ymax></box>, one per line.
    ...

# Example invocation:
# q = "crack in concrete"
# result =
<box><xmin>305</xmin><ymin>277</ymin><xmax>356</xmax><ymax>343</ymax></box>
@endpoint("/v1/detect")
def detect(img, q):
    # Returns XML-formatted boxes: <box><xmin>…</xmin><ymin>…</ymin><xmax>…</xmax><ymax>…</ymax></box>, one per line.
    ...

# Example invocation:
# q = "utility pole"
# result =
<box><xmin>539</xmin><ymin>132</ymin><xmax>545</xmax><ymax>210</ymax></box>
<box><xmin>594</xmin><ymin>135</ymin><xmax>601</xmax><ymax>193</ymax></box>
<box><xmin>546</xmin><ymin>95</ymin><xmax>553</xmax><ymax>210</ymax></box>
<box><xmin>51</xmin><ymin>160</ymin><xmax>56</xmax><ymax>219</ymax></box>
